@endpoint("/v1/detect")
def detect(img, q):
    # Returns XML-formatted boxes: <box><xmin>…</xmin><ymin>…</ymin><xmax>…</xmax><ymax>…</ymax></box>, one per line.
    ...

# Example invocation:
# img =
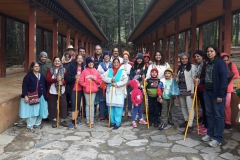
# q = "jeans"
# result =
<box><xmin>108</xmin><ymin>106</ymin><xmax>123</xmax><ymax>126</ymax></box>
<box><xmin>179</xmin><ymin>95</ymin><xmax>194</xmax><ymax>126</ymax></box>
<box><xmin>26</xmin><ymin>116</ymin><xmax>42</xmax><ymax>128</ymax></box>
<box><xmin>84</xmin><ymin>93</ymin><xmax>96</xmax><ymax>123</ymax></box>
<box><xmin>198</xmin><ymin>91</ymin><xmax>207</xmax><ymax>128</ymax></box>
<box><xmin>132</xmin><ymin>104</ymin><xmax>143</xmax><ymax>122</ymax></box>
<box><xmin>123</xmin><ymin>86</ymin><xmax>132</xmax><ymax>112</ymax></box>
<box><xmin>204</xmin><ymin>90</ymin><xmax>225</xmax><ymax>142</ymax></box>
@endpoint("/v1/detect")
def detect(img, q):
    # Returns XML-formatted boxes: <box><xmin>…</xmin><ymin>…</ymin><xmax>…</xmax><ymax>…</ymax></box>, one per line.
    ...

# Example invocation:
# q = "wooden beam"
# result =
<box><xmin>163</xmin><ymin>25</ymin><xmax>167</xmax><ymax>57</ymax></box>
<box><xmin>29</xmin><ymin>5</ymin><xmax>36</xmax><ymax>65</ymax></box>
<box><xmin>198</xmin><ymin>26</ymin><xmax>203</xmax><ymax>50</ymax></box>
<box><xmin>190</xmin><ymin>6</ymin><xmax>197</xmax><ymax>63</ymax></box>
<box><xmin>174</xmin><ymin>17</ymin><xmax>180</xmax><ymax>72</ymax></box>
<box><xmin>0</xmin><ymin>16</ymin><xmax>6</xmax><ymax>77</ymax></box>
<box><xmin>24</xmin><ymin>24</ymin><xmax>29</xmax><ymax>72</ymax></box>
<box><xmin>52</xmin><ymin>19</ymin><xmax>58</xmax><ymax>59</ymax></box>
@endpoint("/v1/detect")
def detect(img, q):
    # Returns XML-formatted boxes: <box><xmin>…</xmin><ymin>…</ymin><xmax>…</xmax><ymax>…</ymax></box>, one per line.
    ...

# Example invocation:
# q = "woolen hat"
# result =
<box><xmin>180</xmin><ymin>52</ymin><xmax>190</xmax><ymax>58</ymax></box>
<box><xmin>151</xmin><ymin>68</ymin><xmax>158</xmax><ymax>78</ymax></box>
<box><xmin>136</xmin><ymin>53</ymin><xmax>144</xmax><ymax>59</ymax></box>
<box><xmin>86</xmin><ymin>57</ymin><xmax>93</xmax><ymax>66</ymax></box>
<box><xmin>144</xmin><ymin>53</ymin><xmax>150</xmax><ymax>58</ymax></box>
<box><xmin>39</xmin><ymin>51</ymin><xmax>48</xmax><ymax>58</ymax></box>
<box><xmin>103</xmin><ymin>50</ymin><xmax>111</xmax><ymax>58</ymax></box>
<box><xmin>123</xmin><ymin>50</ymin><xmax>130</xmax><ymax>57</ymax></box>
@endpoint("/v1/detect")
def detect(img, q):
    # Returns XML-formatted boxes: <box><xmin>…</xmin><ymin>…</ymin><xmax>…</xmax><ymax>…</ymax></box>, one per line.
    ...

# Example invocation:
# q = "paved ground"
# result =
<box><xmin>0</xmin><ymin>106</ymin><xmax>240</xmax><ymax>160</ymax></box>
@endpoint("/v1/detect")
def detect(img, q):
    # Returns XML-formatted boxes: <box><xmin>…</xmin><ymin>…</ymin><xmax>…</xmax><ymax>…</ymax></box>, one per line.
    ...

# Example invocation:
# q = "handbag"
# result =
<box><xmin>28</xmin><ymin>74</ymin><xmax>40</xmax><ymax>105</ymax></box>
<box><xmin>169</xmin><ymin>81</ymin><xmax>180</xmax><ymax>96</ymax></box>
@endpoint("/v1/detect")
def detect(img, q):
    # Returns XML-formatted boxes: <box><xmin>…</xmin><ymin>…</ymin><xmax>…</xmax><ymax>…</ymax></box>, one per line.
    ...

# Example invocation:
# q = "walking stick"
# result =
<box><xmin>89</xmin><ymin>79</ymin><xmax>92</xmax><ymax>129</ymax></box>
<box><xmin>108</xmin><ymin>86</ymin><xmax>114</xmax><ymax>129</ymax></box>
<box><xmin>195</xmin><ymin>89</ymin><xmax>199</xmax><ymax>135</ymax></box>
<box><xmin>74</xmin><ymin>79</ymin><xmax>78</xmax><ymax>128</ymax></box>
<box><xmin>56</xmin><ymin>84</ymin><xmax>60</xmax><ymax>128</ymax></box>
<box><xmin>143</xmin><ymin>78</ymin><xmax>149</xmax><ymax>129</ymax></box>
<box><xmin>126</xmin><ymin>85</ymin><xmax>128</xmax><ymax>117</ymax></box>
<box><xmin>184</xmin><ymin>85</ymin><xmax>198</xmax><ymax>140</ymax></box>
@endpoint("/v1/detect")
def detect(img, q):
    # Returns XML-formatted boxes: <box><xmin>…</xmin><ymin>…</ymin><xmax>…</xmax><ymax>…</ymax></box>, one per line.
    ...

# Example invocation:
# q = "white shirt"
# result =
<box><xmin>49</xmin><ymin>74</ymin><xmax>65</xmax><ymax>94</ymax></box>
<box><xmin>110</xmin><ymin>56</ymin><xmax>123</xmax><ymax>64</ymax></box>
<box><xmin>119</xmin><ymin>62</ymin><xmax>132</xmax><ymax>75</ymax></box>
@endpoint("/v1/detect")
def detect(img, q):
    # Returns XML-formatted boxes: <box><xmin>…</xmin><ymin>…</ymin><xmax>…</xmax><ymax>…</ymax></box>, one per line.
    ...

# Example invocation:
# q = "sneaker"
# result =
<box><xmin>199</xmin><ymin>128</ymin><xmax>207</xmax><ymax>135</ymax></box>
<box><xmin>202</xmin><ymin>135</ymin><xmax>212</xmax><ymax>142</ymax></box>
<box><xmin>68</xmin><ymin>123</ymin><xmax>75</xmax><ymax>130</ymax></box>
<box><xmin>52</xmin><ymin>121</ymin><xmax>57</xmax><ymax>128</ymax></box>
<box><xmin>60</xmin><ymin>121</ymin><xmax>68</xmax><ymax>127</ymax></box>
<box><xmin>168</xmin><ymin>120</ymin><xmax>174</xmax><ymax>126</ymax></box>
<box><xmin>128</xmin><ymin>111</ymin><xmax>132</xmax><ymax>117</ymax></box>
<box><xmin>132</xmin><ymin>121</ymin><xmax>137</xmax><ymax>128</ymax></box>
<box><xmin>225</xmin><ymin>124</ymin><xmax>233</xmax><ymax>130</ymax></box>
<box><xmin>139</xmin><ymin>119</ymin><xmax>147</xmax><ymax>125</ymax></box>
<box><xmin>26</xmin><ymin>128</ymin><xmax>35</xmax><ymax>133</ymax></box>
<box><xmin>182</xmin><ymin>127</ymin><xmax>193</xmax><ymax>134</ymax></box>
<box><xmin>179</xmin><ymin>121</ymin><xmax>188</xmax><ymax>128</ymax></box>
<box><xmin>122</xmin><ymin>111</ymin><xmax>125</xmax><ymax>117</ymax></box>
<box><xmin>209</xmin><ymin>139</ymin><xmax>221</xmax><ymax>147</ymax></box>
<box><xmin>159</xmin><ymin>124</ymin><xmax>167</xmax><ymax>130</ymax></box>
<box><xmin>33</xmin><ymin>125</ymin><xmax>42</xmax><ymax>130</ymax></box>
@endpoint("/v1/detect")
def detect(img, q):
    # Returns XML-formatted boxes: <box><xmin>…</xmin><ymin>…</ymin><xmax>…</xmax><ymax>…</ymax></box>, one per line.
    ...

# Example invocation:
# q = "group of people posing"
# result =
<box><xmin>19</xmin><ymin>44</ymin><xmax>239</xmax><ymax>148</ymax></box>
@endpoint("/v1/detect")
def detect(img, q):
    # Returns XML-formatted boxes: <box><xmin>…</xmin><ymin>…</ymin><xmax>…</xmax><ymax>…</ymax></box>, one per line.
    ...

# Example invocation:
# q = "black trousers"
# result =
<box><xmin>148</xmin><ymin>96</ymin><xmax>162</xmax><ymax>124</ymax></box>
<box><xmin>198</xmin><ymin>91</ymin><xmax>207</xmax><ymax>128</ymax></box>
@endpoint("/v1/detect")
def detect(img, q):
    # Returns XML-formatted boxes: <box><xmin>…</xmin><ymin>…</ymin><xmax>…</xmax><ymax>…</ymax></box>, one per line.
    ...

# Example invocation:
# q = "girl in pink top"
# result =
<box><xmin>79</xmin><ymin>57</ymin><xmax>102</xmax><ymax>127</ymax></box>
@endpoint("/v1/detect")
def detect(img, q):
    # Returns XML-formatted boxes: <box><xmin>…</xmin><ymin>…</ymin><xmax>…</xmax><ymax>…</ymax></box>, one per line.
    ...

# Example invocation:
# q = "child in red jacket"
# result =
<box><xmin>129</xmin><ymin>79</ymin><xmax>148</xmax><ymax>127</ymax></box>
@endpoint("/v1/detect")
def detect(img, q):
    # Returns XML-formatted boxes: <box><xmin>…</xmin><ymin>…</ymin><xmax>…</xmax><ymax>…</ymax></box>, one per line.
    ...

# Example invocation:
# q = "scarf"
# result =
<box><xmin>195</xmin><ymin>60</ymin><xmax>204</xmax><ymax>78</ymax></box>
<box><xmin>100</xmin><ymin>62</ymin><xmax>112</xmax><ymax>72</ymax></box>
<box><xmin>50</xmin><ymin>66</ymin><xmax>65</xmax><ymax>95</ymax></box>
<box><xmin>37</xmin><ymin>59</ymin><xmax>45</xmax><ymax>65</ymax></box>
<box><xmin>61</xmin><ymin>56</ymin><xmax>72</xmax><ymax>64</ymax></box>
<box><xmin>107</xmin><ymin>68</ymin><xmax>123</xmax><ymax>86</ymax></box>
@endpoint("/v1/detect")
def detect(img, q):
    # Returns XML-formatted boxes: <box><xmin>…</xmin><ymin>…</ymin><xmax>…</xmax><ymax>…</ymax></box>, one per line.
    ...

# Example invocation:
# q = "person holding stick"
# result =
<box><xmin>66</xmin><ymin>54</ymin><xmax>84</xmax><ymax>129</ymax></box>
<box><xmin>195</xmin><ymin>45</ymin><xmax>227</xmax><ymax>147</ymax></box>
<box><xmin>176</xmin><ymin>52</ymin><xmax>196</xmax><ymax>134</ymax></box>
<box><xmin>79</xmin><ymin>57</ymin><xmax>102</xmax><ymax>128</ymax></box>
<box><xmin>46</xmin><ymin>56</ymin><xmax>68</xmax><ymax>128</ymax></box>
<box><xmin>102</xmin><ymin>58</ymin><xmax>128</xmax><ymax>129</ymax></box>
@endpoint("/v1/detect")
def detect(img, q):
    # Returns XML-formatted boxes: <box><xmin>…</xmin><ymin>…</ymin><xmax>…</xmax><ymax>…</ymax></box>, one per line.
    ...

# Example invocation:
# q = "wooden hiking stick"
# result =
<box><xmin>143</xmin><ymin>78</ymin><xmax>149</xmax><ymax>129</ymax></box>
<box><xmin>195</xmin><ymin>91</ymin><xmax>199</xmax><ymax>135</ymax></box>
<box><xmin>89</xmin><ymin>79</ymin><xmax>92</xmax><ymax>129</ymax></box>
<box><xmin>74</xmin><ymin>79</ymin><xmax>78</xmax><ymax>128</ymax></box>
<box><xmin>184</xmin><ymin>85</ymin><xmax>198</xmax><ymax>140</ymax></box>
<box><xmin>108</xmin><ymin>86</ymin><xmax>114</xmax><ymax>129</ymax></box>
<box><xmin>56</xmin><ymin>84</ymin><xmax>60</xmax><ymax>128</ymax></box>
<box><xmin>81</xmin><ymin>96</ymin><xmax>84</xmax><ymax>121</ymax></box>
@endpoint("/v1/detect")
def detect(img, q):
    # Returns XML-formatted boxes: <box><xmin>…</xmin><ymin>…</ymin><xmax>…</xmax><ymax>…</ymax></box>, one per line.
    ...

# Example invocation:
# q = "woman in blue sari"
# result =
<box><xmin>102</xmin><ymin>58</ymin><xmax>128</xmax><ymax>129</ymax></box>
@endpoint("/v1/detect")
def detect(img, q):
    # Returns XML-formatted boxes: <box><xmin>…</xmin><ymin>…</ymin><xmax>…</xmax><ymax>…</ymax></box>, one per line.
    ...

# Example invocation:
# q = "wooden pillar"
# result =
<box><xmin>81</xmin><ymin>34</ymin><xmax>85</xmax><ymax>47</ymax></box>
<box><xmin>185</xmin><ymin>31</ymin><xmax>189</xmax><ymax>53</ymax></box>
<box><xmin>155</xmin><ymin>30</ymin><xmax>160</xmax><ymax>50</ymax></box>
<box><xmin>85</xmin><ymin>38</ymin><xmax>89</xmax><ymax>57</ymax></box>
<box><xmin>40</xmin><ymin>29</ymin><xmax>44</xmax><ymax>51</ymax></box>
<box><xmin>174</xmin><ymin>17</ymin><xmax>180</xmax><ymax>72</ymax></box>
<box><xmin>29</xmin><ymin>5</ymin><xmax>36</xmax><ymax>64</ymax></box>
<box><xmin>52</xmin><ymin>19</ymin><xmax>58</xmax><ymax>59</ymax></box>
<box><xmin>190</xmin><ymin>7</ymin><xmax>197</xmax><ymax>63</ymax></box>
<box><xmin>61</xmin><ymin>36</ymin><xmax>64</xmax><ymax>55</ymax></box>
<box><xmin>167</xmin><ymin>38</ymin><xmax>171</xmax><ymax>64</ymax></box>
<box><xmin>89</xmin><ymin>40</ymin><xmax>92</xmax><ymax>56</ymax></box>
<box><xmin>24</xmin><ymin>24</ymin><xmax>29</xmax><ymax>72</ymax></box>
<box><xmin>222</xmin><ymin>0</ymin><xmax>232</xmax><ymax>54</ymax></box>
<box><xmin>66</xmin><ymin>26</ymin><xmax>70</xmax><ymax>47</ymax></box>
<box><xmin>198</xmin><ymin>26</ymin><xmax>203</xmax><ymax>50</ymax></box>
<box><xmin>0</xmin><ymin>16</ymin><xmax>6</xmax><ymax>77</ymax></box>
<box><xmin>74</xmin><ymin>31</ymin><xmax>78</xmax><ymax>55</ymax></box>
<box><xmin>163</xmin><ymin>25</ymin><xmax>167</xmax><ymax>57</ymax></box>
<box><xmin>219</xmin><ymin>19</ymin><xmax>223</xmax><ymax>51</ymax></box>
